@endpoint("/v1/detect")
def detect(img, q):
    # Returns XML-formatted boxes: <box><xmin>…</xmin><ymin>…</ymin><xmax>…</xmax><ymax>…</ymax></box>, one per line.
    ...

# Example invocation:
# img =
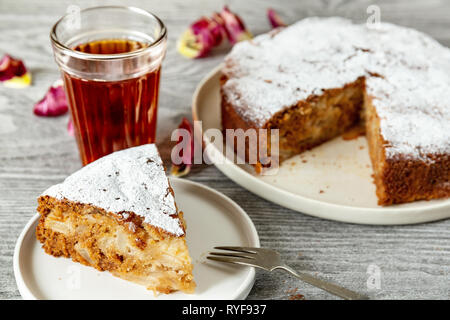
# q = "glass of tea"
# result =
<box><xmin>50</xmin><ymin>6</ymin><xmax>167</xmax><ymax>165</ymax></box>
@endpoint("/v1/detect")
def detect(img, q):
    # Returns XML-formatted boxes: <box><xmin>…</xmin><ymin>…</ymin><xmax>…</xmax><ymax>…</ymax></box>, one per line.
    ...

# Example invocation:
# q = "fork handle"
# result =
<box><xmin>275</xmin><ymin>265</ymin><xmax>369</xmax><ymax>300</ymax></box>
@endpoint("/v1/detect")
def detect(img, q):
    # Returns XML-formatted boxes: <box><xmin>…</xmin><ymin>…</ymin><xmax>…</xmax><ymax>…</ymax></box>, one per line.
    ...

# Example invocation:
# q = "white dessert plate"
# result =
<box><xmin>14</xmin><ymin>178</ymin><xmax>259</xmax><ymax>300</ymax></box>
<box><xmin>192</xmin><ymin>65</ymin><xmax>450</xmax><ymax>225</ymax></box>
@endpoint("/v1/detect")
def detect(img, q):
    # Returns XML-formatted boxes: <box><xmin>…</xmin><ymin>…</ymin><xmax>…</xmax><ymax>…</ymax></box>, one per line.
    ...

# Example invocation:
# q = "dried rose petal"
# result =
<box><xmin>267</xmin><ymin>8</ymin><xmax>286</xmax><ymax>28</ymax></box>
<box><xmin>3</xmin><ymin>72</ymin><xmax>32</xmax><ymax>88</ymax></box>
<box><xmin>211</xmin><ymin>12</ymin><xmax>227</xmax><ymax>45</ymax></box>
<box><xmin>177</xmin><ymin>16</ymin><xmax>225</xmax><ymax>59</ymax></box>
<box><xmin>34</xmin><ymin>79</ymin><xmax>68</xmax><ymax>117</ymax></box>
<box><xmin>219</xmin><ymin>6</ymin><xmax>252</xmax><ymax>44</ymax></box>
<box><xmin>171</xmin><ymin>117</ymin><xmax>194</xmax><ymax>177</ymax></box>
<box><xmin>0</xmin><ymin>55</ymin><xmax>26</xmax><ymax>81</ymax></box>
<box><xmin>177</xmin><ymin>29</ymin><xmax>207</xmax><ymax>59</ymax></box>
<box><xmin>177</xmin><ymin>6</ymin><xmax>251</xmax><ymax>59</ymax></box>
<box><xmin>192</xmin><ymin>16</ymin><xmax>225</xmax><ymax>48</ymax></box>
<box><xmin>67</xmin><ymin>118</ymin><xmax>74</xmax><ymax>136</ymax></box>
<box><xmin>0</xmin><ymin>54</ymin><xmax>31</xmax><ymax>87</ymax></box>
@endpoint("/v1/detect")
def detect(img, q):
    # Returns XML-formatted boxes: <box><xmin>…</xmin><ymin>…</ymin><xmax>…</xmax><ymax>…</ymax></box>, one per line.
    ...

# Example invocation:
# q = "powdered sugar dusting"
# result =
<box><xmin>222</xmin><ymin>17</ymin><xmax>450</xmax><ymax>161</ymax></box>
<box><xmin>43</xmin><ymin>144</ymin><xmax>184</xmax><ymax>236</ymax></box>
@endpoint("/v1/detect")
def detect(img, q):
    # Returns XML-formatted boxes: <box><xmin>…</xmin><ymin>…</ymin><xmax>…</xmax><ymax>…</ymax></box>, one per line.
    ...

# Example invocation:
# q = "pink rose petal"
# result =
<box><xmin>177</xmin><ymin>6</ymin><xmax>252</xmax><ymax>58</ymax></box>
<box><xmin>267</xmin><ymin>8</ymin><xmax>286</xmax><ymax>28</ymax></box>
<box><xmin>219</xmin><ymin>6</ymin><xmax>252</xmax><ymax>44</ymax></box>
<box><xmin>34</xmin><ymin>79</ymin><xmax>68</xmax><ymax>117</ymax></box>
<box><xmin>0</xmin><ymin>54</ymin><xmax>27</xmax><ymax>82</ymax></box>
<box><xmin>3</xmin><ymin>71</ymin><xmax>31</xmax><ymax>88</ymax></box>
<box><xmin>192</xmin><ymin>16</ymin><xmax>225</xmax><ymax>48</ymax></box>
<box><xmin>177</xmin><ymin>16</ymin><xmax>226</xmax><ymax>59</ymax></box>
<box><xmin>171</xmin><ymin>117</ymin><xmax>194</xmax><ymax>177</ymax></box>
<box><xmin>210</xmin><ymin>12</ymin><xmax>227</xmax><ymax>46</ymax></box>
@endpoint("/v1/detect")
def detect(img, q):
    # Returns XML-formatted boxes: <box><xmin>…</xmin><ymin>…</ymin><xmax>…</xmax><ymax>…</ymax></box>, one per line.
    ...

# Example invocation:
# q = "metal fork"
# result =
<box><xmin>207</xmin><ymin>246</ymin><xmax>369</xmax><ymax>300</ymax></box>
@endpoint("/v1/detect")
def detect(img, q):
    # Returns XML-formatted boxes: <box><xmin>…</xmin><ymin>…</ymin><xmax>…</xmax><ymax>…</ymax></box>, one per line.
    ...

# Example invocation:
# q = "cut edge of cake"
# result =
<box><xmin>364</xmin><ymin>92</ymin><xmax>450</xmax><ymax>205</ymax></box>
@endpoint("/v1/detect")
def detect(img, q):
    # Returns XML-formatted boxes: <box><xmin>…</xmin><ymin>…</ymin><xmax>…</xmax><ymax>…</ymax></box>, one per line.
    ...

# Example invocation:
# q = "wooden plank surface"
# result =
<box><xmin>0</xmin><ymin>0</ymin><xmax>449</xmax><ymax>300</ymax></box>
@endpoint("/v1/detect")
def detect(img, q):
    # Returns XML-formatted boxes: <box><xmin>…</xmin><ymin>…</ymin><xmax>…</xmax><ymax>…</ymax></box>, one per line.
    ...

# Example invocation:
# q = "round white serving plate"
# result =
<box><xmin>192</xmin><ymin>65</ymin><xmax>450</xmax><ymax>225</ymax></box>
<box><xmin>14</xmin><ymin>178</ymin><xmax>259</xmax><ymax>300</ymax></box>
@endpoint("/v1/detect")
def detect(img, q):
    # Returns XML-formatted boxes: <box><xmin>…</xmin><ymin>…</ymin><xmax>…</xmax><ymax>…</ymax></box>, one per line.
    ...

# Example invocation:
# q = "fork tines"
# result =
<box><xmin>207</xmin><ymin>246</ymin><xmax>258</xmax><ymax>266</ymax></box>
<box><xmin>213</xmin><ymin>246</ymin><xmax>258</xmax><ymax>253</ymax></box>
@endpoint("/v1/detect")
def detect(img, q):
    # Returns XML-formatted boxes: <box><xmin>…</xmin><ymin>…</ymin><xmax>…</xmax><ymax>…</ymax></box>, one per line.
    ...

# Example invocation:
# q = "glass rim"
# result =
<box><xmin>50</xmin><ymin>5</ymin><xmax>167</xmax><ymax>61</ymax></box>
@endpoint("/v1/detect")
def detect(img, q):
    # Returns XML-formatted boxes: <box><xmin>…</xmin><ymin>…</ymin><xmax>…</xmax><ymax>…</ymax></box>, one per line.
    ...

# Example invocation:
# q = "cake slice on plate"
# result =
<box><xmin>36</xmin><ymin>144</ymin><xmax>195</xmax><ymax>294</ymax></box>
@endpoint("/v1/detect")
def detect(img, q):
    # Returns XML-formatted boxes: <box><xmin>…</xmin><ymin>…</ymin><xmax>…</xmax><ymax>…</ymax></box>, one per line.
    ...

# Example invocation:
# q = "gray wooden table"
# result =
<box><xmin>1</xmin><ymin>0</ymin><xmax>449</xmax><ymax>300</ymax></box>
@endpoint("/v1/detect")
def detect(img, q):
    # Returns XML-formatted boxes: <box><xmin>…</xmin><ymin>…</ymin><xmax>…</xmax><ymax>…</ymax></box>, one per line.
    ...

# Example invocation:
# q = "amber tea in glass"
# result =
<box><xmin>51</xmin><ymin>6</ymin><xmax>167</xmax><ymax>165</ymax></box>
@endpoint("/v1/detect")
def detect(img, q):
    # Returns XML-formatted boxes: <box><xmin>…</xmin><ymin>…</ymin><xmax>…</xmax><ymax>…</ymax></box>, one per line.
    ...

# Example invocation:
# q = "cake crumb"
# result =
<box><xmin>289</xmin><ymin>293</ymin><xmax>306</xmax><ymax>300</ymax></box>
<box><xmin>286</xmin><ymin>287</ymin><xmax>306</xmax><ymax>300</ymax></box>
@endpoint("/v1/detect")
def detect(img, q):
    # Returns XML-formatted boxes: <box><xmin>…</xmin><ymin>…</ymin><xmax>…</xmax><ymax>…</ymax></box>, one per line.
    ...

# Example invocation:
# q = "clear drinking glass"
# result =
<box><xmin>50</xmin><ymin>6</ymin><xmax>167</xmax><ymax>165</ymax></box>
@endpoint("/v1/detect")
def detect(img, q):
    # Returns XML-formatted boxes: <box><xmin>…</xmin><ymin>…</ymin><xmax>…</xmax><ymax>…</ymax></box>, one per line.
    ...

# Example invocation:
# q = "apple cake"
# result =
<box><xmin>36</xmin><ymin>144</ymin><xmax>195</xmax><ymax>294</ymax></box>
<box><xmin>221</xmin><ymin>17</ymin><xmax>450</xmax><ymax>205</ymax></box>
